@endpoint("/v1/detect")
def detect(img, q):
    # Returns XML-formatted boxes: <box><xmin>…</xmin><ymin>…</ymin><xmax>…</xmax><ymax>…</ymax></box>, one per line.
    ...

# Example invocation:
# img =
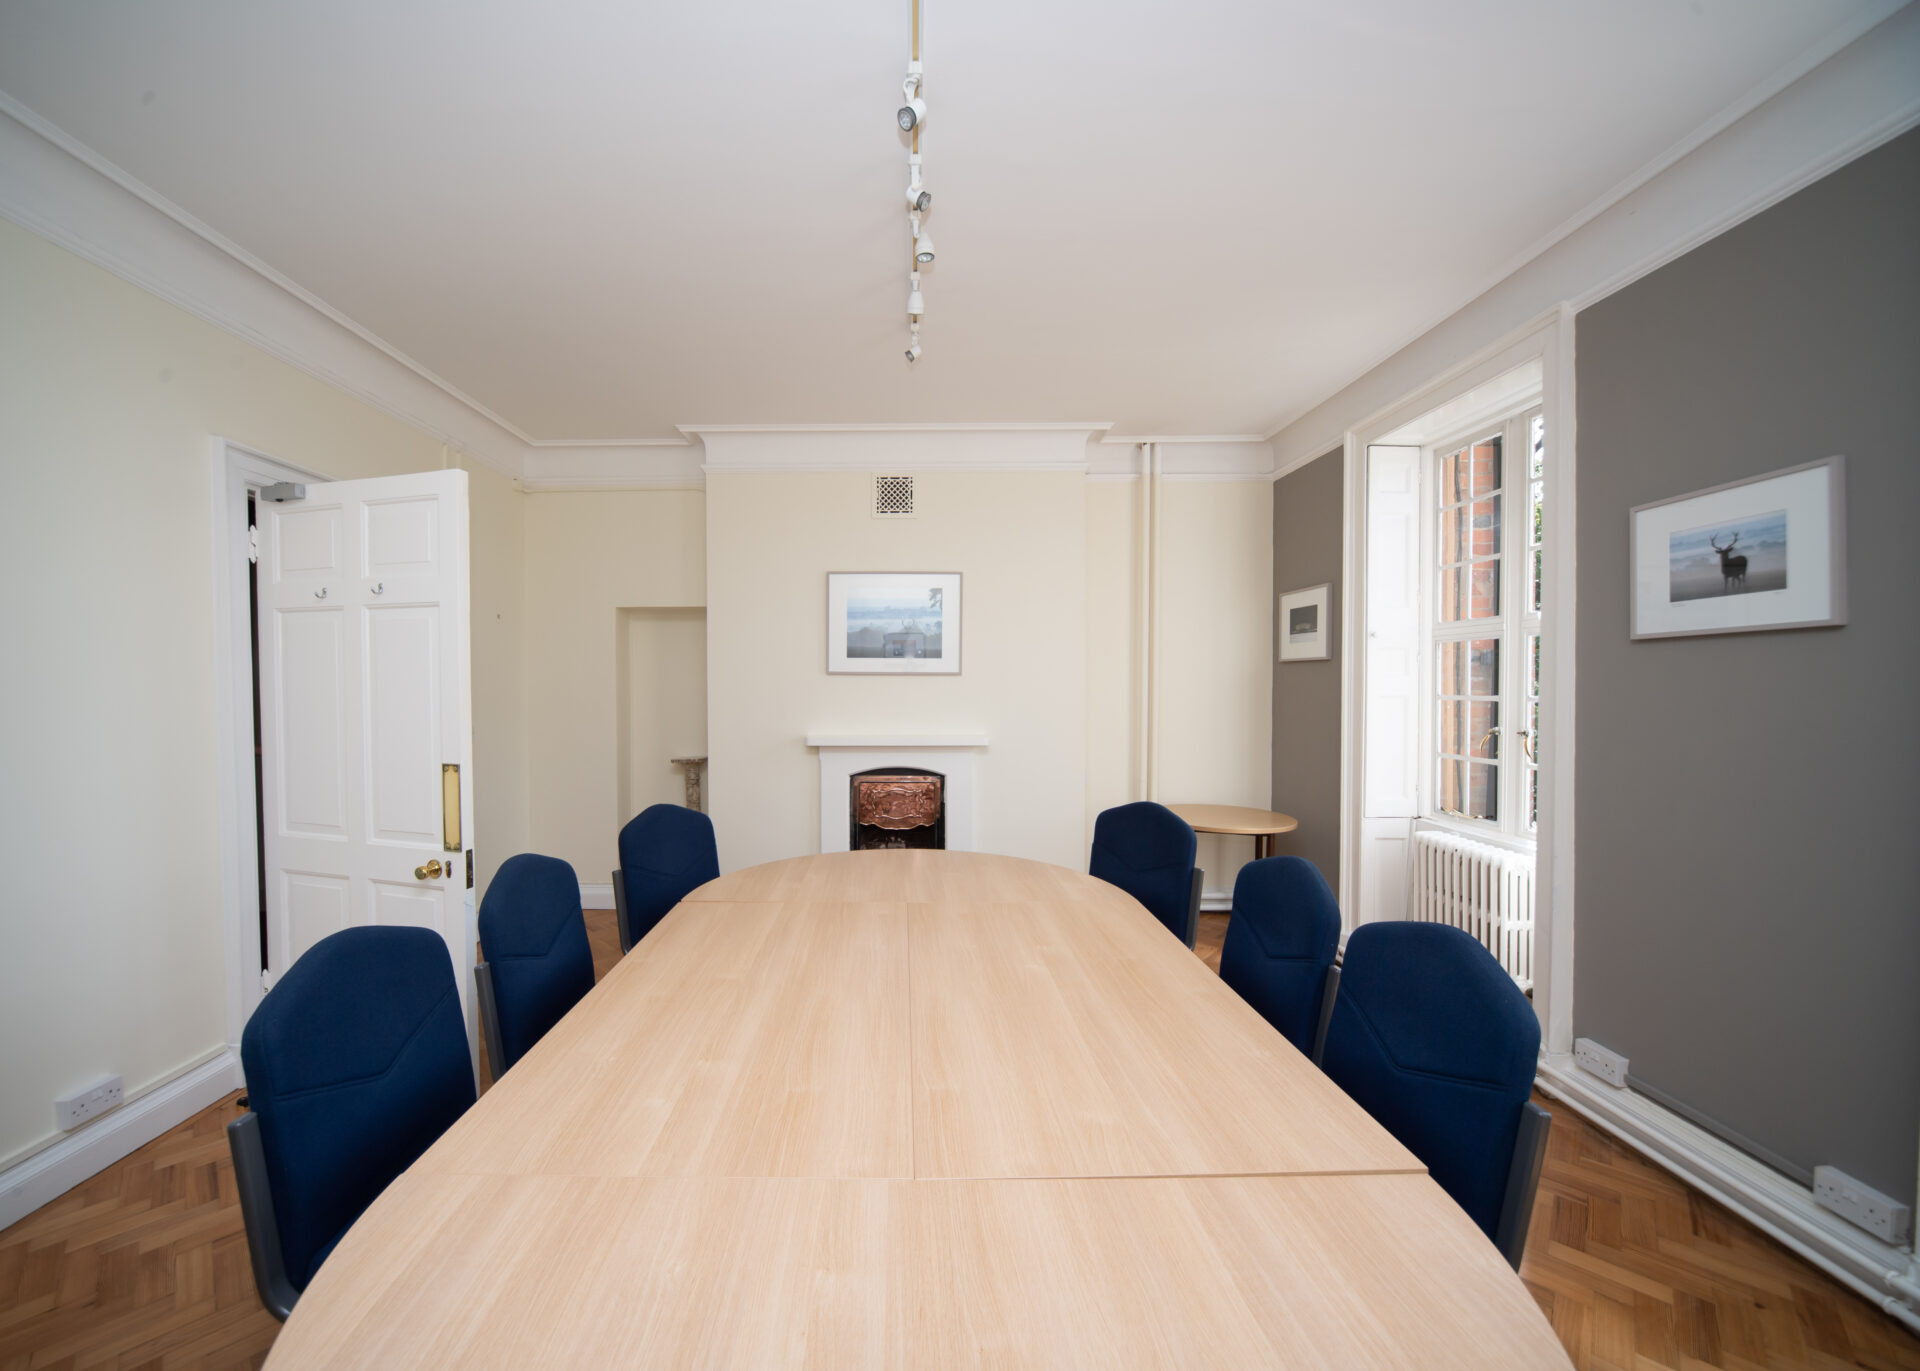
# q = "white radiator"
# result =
<box><xmin>1407</xmin><ymin>829</ymin><xmax>1535</xmax><ymax>991</ymax></box>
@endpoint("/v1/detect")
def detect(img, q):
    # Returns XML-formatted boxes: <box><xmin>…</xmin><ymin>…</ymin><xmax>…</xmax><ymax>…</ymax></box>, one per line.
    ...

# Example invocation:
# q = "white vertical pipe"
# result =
<box><xmin>1147</xmin><ymin>442</ymin><xmax>1165</xmax><ymax>802</ymax></box>
<box><xmin>1135</xmin><ymin>443</ymin><xmax>1152</xmax><ymax>800</ymax></box>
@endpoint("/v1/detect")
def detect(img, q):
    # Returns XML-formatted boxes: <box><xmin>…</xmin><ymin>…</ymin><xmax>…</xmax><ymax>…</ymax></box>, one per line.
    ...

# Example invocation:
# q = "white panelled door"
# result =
<box><xmin>255</xmin><ymin>469</ymin><xmax>477</xmax><ymax>1070</ymax></box>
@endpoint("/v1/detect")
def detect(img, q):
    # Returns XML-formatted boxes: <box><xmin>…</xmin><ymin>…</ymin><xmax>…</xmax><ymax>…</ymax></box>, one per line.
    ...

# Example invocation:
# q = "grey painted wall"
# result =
<box><xmin>1574</xmin><ymin>129</ymin><xmax>1920</xmax><ymax>1205</ymax></box>
<box><xmin>1270</xmin><ymin>449</ymin><xmax>1344</xmax><ymax>888</ymax></box>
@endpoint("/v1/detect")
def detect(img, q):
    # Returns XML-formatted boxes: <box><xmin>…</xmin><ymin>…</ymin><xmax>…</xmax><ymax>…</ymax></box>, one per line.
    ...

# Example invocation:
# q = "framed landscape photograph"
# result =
<box><xmin>1629</xmin><ymin>456</ymin><xmax>1846</xmax><ymax>640</ymax></box>
<box><xmin>1278</xmin><ymin>583</ymin><xmax>1332</xmax><ymax>661</ymax></box>
<box><xmin>827</xmin><ymin>572</ymin><xmax>962</xmax><ymax>674</ymax></box>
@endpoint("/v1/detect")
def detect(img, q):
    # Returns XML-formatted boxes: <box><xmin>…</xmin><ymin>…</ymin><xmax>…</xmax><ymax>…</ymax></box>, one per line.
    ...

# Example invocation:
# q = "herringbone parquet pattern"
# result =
<box><xmin>3</xmin><ymin>909</ymin><xmax>1913</xmax><ymax>1370</ymax></box>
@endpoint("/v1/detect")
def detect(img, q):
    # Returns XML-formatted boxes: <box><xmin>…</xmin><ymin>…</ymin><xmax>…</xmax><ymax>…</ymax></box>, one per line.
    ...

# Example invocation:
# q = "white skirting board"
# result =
<box><xmin>1201</xmin><ymin>888</ymin><xmax>1231</xmax><ymax>913</ymax></box>
<box><xmin>0</xmin><ymin>1049</ymin><xmax>245</xmax><ymax>1232</ymax></box>
<box><xmin>1534</xmin><ymin>1053</ymin><xmax>1920</xmax><ymax>1335</ymax></box>
<box><xmin>579</xmin><ymin>882</ymin><xmax>616</xmax><ymax>911</ymax></box>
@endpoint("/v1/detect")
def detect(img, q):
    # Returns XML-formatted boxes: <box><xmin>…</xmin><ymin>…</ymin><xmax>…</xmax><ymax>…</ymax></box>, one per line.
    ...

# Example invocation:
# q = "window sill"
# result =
<box><xmin>1413</xmin><ymin>815</ymin><xmax>1537</xmax><ymax>857</ymax></box>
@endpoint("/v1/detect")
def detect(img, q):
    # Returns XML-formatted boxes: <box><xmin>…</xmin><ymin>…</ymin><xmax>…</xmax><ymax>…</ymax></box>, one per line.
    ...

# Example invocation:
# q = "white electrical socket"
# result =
<box><xmin>54</xmin><ymin>1074</ymin><xmax>124</xmax><ymax>1131</ymax></box>
<box><xmin>1814</xmin><ymin>1165</ymin><xmax>1913</xmax><ymax>1245</ymax></box>
<box><xmin>1573</xmin><ymin>1037</ymin><xmax>1629</xmax><ymax>1088</ymax></box>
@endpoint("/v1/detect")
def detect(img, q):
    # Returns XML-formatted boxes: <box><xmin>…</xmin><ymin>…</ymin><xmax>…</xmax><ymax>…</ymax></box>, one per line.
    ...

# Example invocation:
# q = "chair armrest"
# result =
<box><xmin>1183</xmin><ymin>867</ymin><xmax>1204</xmax><ymax>949</ymax></box>
<box><xmin>475</xmin><ymin>959</ymin><xmax>508</xmax><ymax>1081</ymax></box>
<box><xmin>1493</xmin><ymin>1099</ymin><xmax>1552</xmax><ymax>1271</ymax></box>
<box><xmin>226</xmin><ymin>1110</ymin><xmax>298</xmax><ymax>1321</ymax></box>
<box><xmin>1310</xmin><ymin>963</ymin><xmax>1341</xmax><ymax>1068</ymax></box>
<box><xmin>613</xmin><ymin>867</ymin><xmax>633</xmax><ymax>954</ymax></box>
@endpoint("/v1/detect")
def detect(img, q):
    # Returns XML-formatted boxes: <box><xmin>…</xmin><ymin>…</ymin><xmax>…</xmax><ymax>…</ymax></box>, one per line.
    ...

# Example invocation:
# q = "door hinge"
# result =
<box><xmin>247</xmin><ymin>524</ymin><xmax>259</xmax><ymax>565</ymax></box>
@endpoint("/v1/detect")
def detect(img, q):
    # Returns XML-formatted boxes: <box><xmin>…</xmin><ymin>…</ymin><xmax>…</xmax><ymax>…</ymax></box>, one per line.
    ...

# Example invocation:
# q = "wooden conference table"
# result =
<box><xmin>266</xmin><ymin>850</ymin><xmax>1569</xmax><ymax>1369</ymax></box>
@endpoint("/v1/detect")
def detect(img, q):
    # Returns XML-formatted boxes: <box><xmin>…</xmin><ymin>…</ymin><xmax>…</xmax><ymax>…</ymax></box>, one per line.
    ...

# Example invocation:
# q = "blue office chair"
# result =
<box><xmin>1316</xmin><ymin>921</ymin><xmax>1550</xmax><ymax>1270</ymax></box>
<box><xmin>1090</xmin><ymin>801</ymin><xmax>1202</xmax><ymax>947</ymax></box>
<box><xmin>475</xmin><ymin>853</ymin><xmax>595</xmax><ymax>1077</ymax></box>
<box><xmin>1219</xmin><ymin>857</ymin><xmax>1341</xmax><ymax>1054</ymax></box>
<box><xmin>613</xmin><ymin>804</ymin><xmax>720</xmax><ymax>953</ymax></box>
<box><xmin>228</xmin><ymin>926</ymin><xmax>475</xmax><ymax>1319</ymax></box>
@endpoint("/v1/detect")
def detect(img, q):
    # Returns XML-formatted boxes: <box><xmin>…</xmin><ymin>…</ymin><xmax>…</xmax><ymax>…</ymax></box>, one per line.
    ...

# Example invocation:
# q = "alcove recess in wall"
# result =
<box><xmin>615</xmin><ymin>608</ymin><xmax>709</xmax><ymax>822</ymax></box>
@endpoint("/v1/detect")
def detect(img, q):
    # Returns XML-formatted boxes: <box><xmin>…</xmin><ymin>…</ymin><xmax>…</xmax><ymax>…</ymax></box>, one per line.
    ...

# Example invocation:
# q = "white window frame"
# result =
<box><xmin>1417</xmin><ymin>402</ymin><xmax>1542</xmax><ymax>847</ymax></box>
<box><xmin>1335</xmin><ymin>306</ymin><xmax>1577</xmax><ymax>1057</ymax></box>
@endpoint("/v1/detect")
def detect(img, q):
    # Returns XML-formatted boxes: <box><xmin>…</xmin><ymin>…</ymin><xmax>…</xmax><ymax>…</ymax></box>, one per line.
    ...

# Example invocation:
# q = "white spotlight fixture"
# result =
<box><xmin>914</xmin><ymin>230</ymin><xmax>935</xmax><ymax>265</ymax></box>
<box><xmin>898</xmin><ymin>65</ymin><xmax>926</xmax><ymax>132</ymax></box>
<box><xmin>907</xmin><ymin>272</ymin><xmax>925</xmax><ymax>317</ymax></box>
<box><xmin>905</xmin><ymin>156</ymin><xmax>931</xmax><ymax>212</ymax></box>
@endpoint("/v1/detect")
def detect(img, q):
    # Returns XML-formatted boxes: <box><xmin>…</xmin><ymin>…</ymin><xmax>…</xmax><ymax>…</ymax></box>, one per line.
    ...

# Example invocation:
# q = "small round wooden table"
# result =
<box><xmin>1167</xmin><ymin>803</ymin><xmax>1300</xmax><ymax>861</ymax></box>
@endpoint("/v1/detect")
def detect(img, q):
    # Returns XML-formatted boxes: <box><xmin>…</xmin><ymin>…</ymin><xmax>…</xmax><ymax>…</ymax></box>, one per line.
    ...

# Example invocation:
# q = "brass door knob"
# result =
<box><xmin>414</xmin><ymin>859</ymin><xmax>445</xmax><ymax>880</ymax></box>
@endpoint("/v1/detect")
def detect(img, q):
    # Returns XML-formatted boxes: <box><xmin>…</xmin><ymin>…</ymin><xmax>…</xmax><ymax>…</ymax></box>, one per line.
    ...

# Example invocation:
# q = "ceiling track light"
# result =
<box><xmin>898</xmin><ymin>0</ymin><xmax>932</xmax><ymax>364</ymax></box>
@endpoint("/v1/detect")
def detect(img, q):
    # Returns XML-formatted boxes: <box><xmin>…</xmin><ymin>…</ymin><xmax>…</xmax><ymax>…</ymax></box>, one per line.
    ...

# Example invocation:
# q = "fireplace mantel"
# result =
<box><xmin>808</xmin><ymin>734</ymin><xmax>985</xmax><ymax>852</ymax></box>
<box><xmin>805</xmin><ymin>733</ymin><xmax>988</xmax><ymax>749</ymax></box>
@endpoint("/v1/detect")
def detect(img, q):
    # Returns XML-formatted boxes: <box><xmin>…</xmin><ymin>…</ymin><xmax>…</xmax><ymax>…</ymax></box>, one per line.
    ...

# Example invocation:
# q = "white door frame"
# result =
<box><xmin>1336</xmin><ymin>305</ymin><xmax>1578</xmax><ymax>1054</ymax></box>
<box><xmin>208</xmin><ymin>437</ymin><xmax>330</xmax><ymax>1052</ymax></box>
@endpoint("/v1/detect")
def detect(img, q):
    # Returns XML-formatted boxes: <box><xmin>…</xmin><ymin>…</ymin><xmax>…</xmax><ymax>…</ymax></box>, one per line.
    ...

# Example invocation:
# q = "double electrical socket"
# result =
<box><xmin>1574</xmin><ymin>1037</ymin><xmax>1630</xmax><ymax>1088</ymax></box>
<box><xmin>1814</xmin><ymin>1166</ymin><xmax>1913</xmax><ymax>1245</ymax></box>
<box><xmin>54</xmin><ymin>1075</ymin><xmax>123</xmax><ymax>1131</ymax></box>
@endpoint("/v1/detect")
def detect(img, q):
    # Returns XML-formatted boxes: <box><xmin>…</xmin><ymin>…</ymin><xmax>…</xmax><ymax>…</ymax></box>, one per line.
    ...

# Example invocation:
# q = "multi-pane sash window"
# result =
<box><xmin>1429</xmin><ymin>405</ymin><xmax>1543</xmax><ymax>838</ymax></box>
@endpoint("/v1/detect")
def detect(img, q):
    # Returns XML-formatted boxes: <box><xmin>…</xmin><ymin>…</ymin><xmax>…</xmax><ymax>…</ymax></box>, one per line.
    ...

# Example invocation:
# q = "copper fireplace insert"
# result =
<box><xmin>850</xmin><ymin>768</ymin><xmax>945</xmax><ymax>850</ymax></box>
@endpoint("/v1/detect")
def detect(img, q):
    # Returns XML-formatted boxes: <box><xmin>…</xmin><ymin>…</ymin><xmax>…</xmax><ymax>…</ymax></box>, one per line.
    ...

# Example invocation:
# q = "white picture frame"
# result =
<box><xmin>1629</xmin><ymin>456</ymin><xmax>1846</xmax><ymax>640</ymax></box>
<box><xmin>827</xmin><ymin>572</ymin><xmax>962</xmax><ymax>674</ymax></box>
<box><xmin>1278</xmin><ymin>583</ymin><xmax>1332</xmax><ymax>661</ymax></box>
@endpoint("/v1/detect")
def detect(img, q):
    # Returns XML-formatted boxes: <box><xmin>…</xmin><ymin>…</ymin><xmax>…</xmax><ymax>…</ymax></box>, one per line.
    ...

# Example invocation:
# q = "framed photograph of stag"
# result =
<box><xmin>1629</xmin><ymin>456</ymin><xmax>1846</xmax><ymax>640</ymax></box>
<box><xmin>827</xmin><ymin>571</ymin><xmax>962</xmax><ymax>673</ymax></box>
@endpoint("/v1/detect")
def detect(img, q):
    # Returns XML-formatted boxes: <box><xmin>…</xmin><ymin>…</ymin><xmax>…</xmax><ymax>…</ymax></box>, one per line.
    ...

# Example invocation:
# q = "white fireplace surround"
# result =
<box><xmin>808</xmin><ymin>733</ymin><xmax>986</xmax><ymax>853</ymax></box>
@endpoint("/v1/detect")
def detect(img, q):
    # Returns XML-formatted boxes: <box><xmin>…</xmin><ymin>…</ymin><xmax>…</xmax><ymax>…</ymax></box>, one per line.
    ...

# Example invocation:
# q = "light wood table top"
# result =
<box><xmin>1166</xmin><ymin>802</ymin><xmax>1299</xmax><ymax>836</ymax></box>
<box><xmin>267</xmin><ymin>850</ymin><xmax>1569</xmax><ymax>1369</ymax></box>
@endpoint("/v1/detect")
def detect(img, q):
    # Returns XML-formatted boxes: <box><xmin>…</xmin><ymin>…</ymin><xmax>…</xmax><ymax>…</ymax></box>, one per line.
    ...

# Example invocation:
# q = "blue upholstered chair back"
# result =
<box><xmin>478</xmin><ymin>853</ymin><xmax>595</xmax><ymax>1073</ymax></box>
<box><xmin>238</xmin><ymin>926</ymin><xmax>474</xmax><ymax>1290</ymax></box>
<box><xmin>617</xmin><ymin>804</ymin><xmax>720</xmax><ymax>948</ymax></box>
<box><xmin>1219</xmin><ymin>857</ymin><xmax>1341</xmax><ymax>1052</ymax></box>
<box><xmin>1089</xmin><ymin>802</ymin><xmax>1197</xmax><ymax>941</ymax></box>
<box><xmin>1320</xmin><ymin>922</ymin><xmax>1540</xmax><ymax>1240</ymax></box>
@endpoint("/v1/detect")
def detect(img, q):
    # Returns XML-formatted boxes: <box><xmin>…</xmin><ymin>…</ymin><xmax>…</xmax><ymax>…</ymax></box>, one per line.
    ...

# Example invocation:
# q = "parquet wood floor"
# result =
<box><xmin>5</xmin><ymin>907</ymin><xmax>1914</xmax><ymax>1369</ymax></box>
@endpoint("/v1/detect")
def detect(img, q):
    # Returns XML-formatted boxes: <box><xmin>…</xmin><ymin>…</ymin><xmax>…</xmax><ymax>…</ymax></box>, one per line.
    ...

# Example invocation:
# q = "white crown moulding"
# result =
<box><xmin>688</xmin><ymin>423</ymin><xmax>1115</xmax><ymax>475</ymax></box>
<box><xmin>1086</xmin><ymin>438</ymin><xmax>1277</xmax><ymax>483</ymax></box>
<box><xmin>1263</xmin><ymin>2</ymin><xmax>1920</xmax><ymax>465</ymax></box>
<box><xmin>0</xmin><ymin>89</ymin><xmax>533</xmax><ymax>477</ymax></box>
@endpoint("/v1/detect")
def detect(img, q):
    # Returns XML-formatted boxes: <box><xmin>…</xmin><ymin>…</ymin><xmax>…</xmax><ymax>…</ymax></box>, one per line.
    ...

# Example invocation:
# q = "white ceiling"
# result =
<box><xmin>0</xmin><ymin>0</ymin><xmax>1889</xmax><ymax>441</ymax></box>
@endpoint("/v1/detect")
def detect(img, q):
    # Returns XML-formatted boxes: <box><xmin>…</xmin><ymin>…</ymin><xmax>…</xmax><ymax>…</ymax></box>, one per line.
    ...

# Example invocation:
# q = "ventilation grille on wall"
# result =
<box><xmin>873</xmin><ymin>474</ymin><xmax>916</xmax><ymax>518</ymax></box>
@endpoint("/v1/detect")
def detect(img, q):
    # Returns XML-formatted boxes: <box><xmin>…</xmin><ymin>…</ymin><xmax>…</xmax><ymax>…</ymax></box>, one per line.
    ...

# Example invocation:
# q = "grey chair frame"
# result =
<box><xmin>612</xmin><ymin>867</ymin><xmax>634</xmax><ymax>953</ymax></box>
<box><xmin>1309</xmin><ymin>962</ymin><xmax>1340</xmax><ymax>1066</ymax></box>
<box><xmin>474</xmin><ymin>960</ymin><xmax>508</xmax><ymax>1079</ymax></box>
<box><xmin>1308</xmin><ymin>960</ymin><xmax>1550</xmax><ymax>1271</ymax></box>
<box><xmin>1178</xmin><ymin>867</ymin><xmax>1204</xmax><ymax>949</ymax></box>
<box><xmin>1494</xmin><ymin>1101</ymin><xmax>1553</xmax><ymax>1270</ymax></box>
<box><xmin>225</xmin><ymin>1110</ymin><xmax>299</xmax><ymax>1321</ymax></box>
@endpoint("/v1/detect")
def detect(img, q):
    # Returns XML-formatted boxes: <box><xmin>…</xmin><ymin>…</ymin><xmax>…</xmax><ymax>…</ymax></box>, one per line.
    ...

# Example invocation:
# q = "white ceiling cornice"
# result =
<box><xmin>1259</xmin><ymin>0</ymin><xmax>1918</xmax><ymax>449</ymax></box>
<box><xmin>519</xmin><ymin>441</ymin><xmax>706</xmax><ymax>492</ymax></box>
<box><xmin>0</xmin><ymin>87</ymin><xmax>537</xmax><ymax>478</ymax></box>
<box><xmin>1087</xmin><ymin>439</ymin><xmax>1276</xmax><ymax>483</ymax></box>
<box><xmin>693</xmin><ymin>424</ymin><xmax>1111</xmax><ymax>475</ymax></box>
<box><xmin>1266</xmin><ymin>1</ymin><xmax>1920</xmax><ymax>468</ymax></box>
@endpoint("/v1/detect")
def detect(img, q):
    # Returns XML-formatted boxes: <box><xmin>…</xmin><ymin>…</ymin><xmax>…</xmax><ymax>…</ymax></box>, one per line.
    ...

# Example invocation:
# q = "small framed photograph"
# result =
<box><xmin>1630</xmin><ymin>456</ymin><xmax>1846</xmax><ymax>640</ymax></box>
<box><xmin>827</xmin><ymin>572</ymin><xmax>962</xmax><ymax>674</ymax></box>
<box><xmin>1278</xmin><ymin>583</ymin><xmax>1332</xmax><ymax>661</ymax></box>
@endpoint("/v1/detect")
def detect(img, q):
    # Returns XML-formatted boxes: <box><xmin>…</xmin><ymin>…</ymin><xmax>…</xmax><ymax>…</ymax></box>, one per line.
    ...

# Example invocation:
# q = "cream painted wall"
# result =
<box><xmin>1155</xmin><ymin>481</ymin><xmax>1275</xmax><ymax>899</ymax></box>
<box><xmin>0</xmin><ymin>219</ymin><xmax>525</xmax><ymax>1170</ymax></box>
<box><xmin>522</xmin><ymin>490</ymin><xmax>704</xmax><ymax>885</ymax></box>
<box><xmin>1084</xmin><ymin>479</ymin><xmax>1274</xmax><ymax>902</ymax></box>
<box><xmin>1085</xmin><ymin>481</ymin><xmax>1142</xmax><ymax>818</ymax></box>
<box><xmin>706</xmin><ymin>470</ymin><xmax>1088</xmax><ymax>873</ymax></box>
<box><xmin>618</xmin><ymin>608</ymin><xmax>708</xmax><ymax>823</ymax></box>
